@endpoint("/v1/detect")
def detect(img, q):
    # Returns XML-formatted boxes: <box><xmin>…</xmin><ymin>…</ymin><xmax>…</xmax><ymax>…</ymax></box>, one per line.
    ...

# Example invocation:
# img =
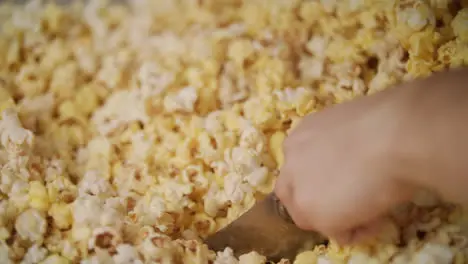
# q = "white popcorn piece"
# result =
<box><xmin>15</xmin><ymin>208</ymin><xmax>47</xmax><ymax>243</ymax></box>
<box><xmin>223</xmin><ymin>173</ymin><xmax>248</xmax><ymax>203</ymax></box>
<box><xmin>320</xmin><ymin>0</ymin><xmax>337</xmax><ymax>13</ymax></box>
<box><xmin>0</xmin><ymin>0</ymin><xmax>466</xmax><ymax>264</ymax></box>
<box><xmin>72</xmin><ymin>195</ymin><xmax>103</xmax><ymax>226</ymax></box>
<box><xmin>129</xmin><ymin>132</ymin><xmax>153</xmax><ymax>164</ymax></box>
<box><xmin>11</xmin><ymin>0</ymin><xmax>42</xmax><ymax>31</ymax></box>
<box><xmin>214</xmin><ymin>248</ymin><xmax>239</xmax><ymax>264</ymax></box>
<box><xmin>19</xmin><ymin>93</ymin><xmax>55</xmax><ymax>116</ymax></box>
<box><xmin>148</xmin><ymin>32</ymin><xmax>187</xmax><ymax>58</ymax></box>
<box><xmin>113</xmin><ymin>164</ymin><xmax>154</xmax><ymax>197</ymax></box>
<box><xmin>139</xmin><ymin>233</ymin><xmax>174</xmax><ymax>262</ymax></box>
<box><xmin>239</xmin><ymin>251</ymin><xmax>267</xmax><ymax>264</ymax></box>
<box><xmin>0</xmin><ymin>109</ymin><xmax>34</xmax><ymax>149</ymax></box>
<box><xmin>299</xmin><ymin>58</ymin><xmax>325</xmax><ymax>81</ymax></box>
<box><xmin>138</xmin><ymin>62</ymin><xmax>174</xmax><ymax>97</ymax></box>
<box><xmin>88</xmin><ymin>226</ymin><xmax>122</xmax><ymax>252</ymax></box>
<box><xmin>0</xmin><ymin>241</ymin><xmax>13</xmax><ymax>264</ymax></box>
<box><xmin>412</xmin><ymin>243</ymin><xmax>454</xmax><ymax>264</ymax></box>
<box><xmin>61</xmin><ymin>241</ymin><xmax>79</xmax><ymax>261</ymax></box>
<box><xmin>239</xmin><ymin>124</ymin><xmax>265</xmax><ymax>153</ymax></box>
<box><xmin>92</xmin><ymin>90</ymin><xmax>149</xmax><ymax>135</ymax></box>
<box><xmin>397</xmin><ymin>4</ymin><xmax>435</xmax><ymax>32</ymax></box>
<box><xmin>148</xmin><ymin>195</ymin><xmax>167</xmax><ymax>219</ymax></box>
<box><xmin>204</xmin><ymin>111</ymin><xmax>224</xmax><ymax>133</ymax></box>
<box><xmin>244</xmin><ymin>167</ymin><xmax>268</xmax><ymax>187</ymax></box>
<box><xmin>163</xmin><ymin>86</ymin><xmax>198</xmax><ymax>113</ymax></box>
<box><xmin>78</xmin><ymin>170</ymin><xmax>115</xmax><ymax>197</ymax></box>
<box><xmin>99</xmin><ymin>198</ymin><xmax>125</xmax><ymax>230</ymax></box>
<box><xmin>40</xmin><ymin>254</ymin><xmax>71</xmax><ymax>264</ymax></box>
<box><xmin>83</xmin><ymin>0</ymin><xmax>108</xmax><ymax>42</ymax></box>
<box><xmin>317</xmin><ymin>256</ymin><xmax>332</xmax><ymax>264</ymax></box>
<box><xmin>306</xmin><ymin>36</ymin><xmax>328</xmax><ymax>57</ymax></box>
<box><xmin>113</xmin><ymin>244</ymin><xmax>144</xmax><ymax>264</ymax></box>
<box><xmin>21</xmin><ymin>244</ymin><xmax>47</xmax><ymax>264</ymax></box>
<box><xmin>203</xmin><ymin>184</ymin><xmax>225</xmax><ymax>217</ymax></box>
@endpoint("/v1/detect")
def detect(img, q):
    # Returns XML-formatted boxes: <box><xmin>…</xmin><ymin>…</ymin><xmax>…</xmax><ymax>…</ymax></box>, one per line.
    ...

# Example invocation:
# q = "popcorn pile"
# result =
<box><xmin>0</xmin><ymin>0</ymin><xmax>467</xmax><ymax>263</ymax></box>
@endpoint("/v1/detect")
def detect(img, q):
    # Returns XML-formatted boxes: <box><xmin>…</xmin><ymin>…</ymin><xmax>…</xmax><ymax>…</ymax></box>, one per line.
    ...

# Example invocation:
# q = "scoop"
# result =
<box><xmin>205</xmin><ymin>193</ymin><xmax>327</xmax><ymax>262</ymax></box>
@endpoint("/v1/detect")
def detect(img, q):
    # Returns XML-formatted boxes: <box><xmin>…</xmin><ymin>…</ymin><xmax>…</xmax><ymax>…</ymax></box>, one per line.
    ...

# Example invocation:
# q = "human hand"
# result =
<box><xmin>275</xmin><ymin>88</ymin><xmax>417</xmax><ymax>245</ymax></box>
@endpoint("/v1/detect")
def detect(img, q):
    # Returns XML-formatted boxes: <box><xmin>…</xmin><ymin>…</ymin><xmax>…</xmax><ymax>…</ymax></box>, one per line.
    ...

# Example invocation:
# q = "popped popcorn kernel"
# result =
<box><xmin>48</xmin><ymin>202</ymin><xmax>72</xmax><ymax>230</ymax></box>
<box><xmin>28</xmin><ymin>180</ymin><xmax>50</xmax><ymax>212</ymax></box>
<box><xmin>239</xmin><ymin>251</ymin><xmax>267</xmax><ymax>264</ymax></box>
<box><xmin>452</xmin><ymin>8</ymin><xmax>468</xmax><ymax>42</ymax></box>
<box><xmin>163</xmin><ymin>86</ymin><xmax>199</xmax><ymax>113</ymax></box>
<box><xmin>39</xmin><ymin>254</ymin><xmax>70</xmax><ymax>264</ymax></box>
<box><xmin>15</xmin><ymin>208</ymin><xmax>47</xmax><ymax>243</ymax></box>
<box><xmin>21</xmin><ymin>244</ymin><xmax>47</xmax><ymax>264</ymax></box>
<box><xmin>0</xmin><ymin>0</ymin><xmax>466</xmax><ymax>263</ymax></box>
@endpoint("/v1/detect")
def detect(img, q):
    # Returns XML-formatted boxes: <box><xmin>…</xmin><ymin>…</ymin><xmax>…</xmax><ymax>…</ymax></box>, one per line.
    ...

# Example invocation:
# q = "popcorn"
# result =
<box><xmin>60</xmin><ymin>241</ymin><xmax>79</xmax><ymax>262</ymax></box>
<box><xmin>239</xmin><ymin>251</ymin><xmax>267</xmax><ymax>264</ymax></box>
<box><xmin>48</xmin><ymin>202</ymin><xmax>72</xmax><ymax>230</ymax></box>
<box><xmin>452</xmin><ymin>8</ymin><xmax>468</xmax><ymax>42</ymax></box>
<box><xmin>299</xmin><ymin>57</ymin><xmax>325</xmax><ymax>82</ymax></box>
<box><xmin>72</xmin><ymin>195</ymin><xmax>103</xmax><ymax>226</ymax></box>
<box><xmin>163</xmin><ymin>86</ymin><xmax>198</xmax><ymax>113</ymax></box>
<box><xmin>78</xmin><ymin>170</ymin><xmax>114</xmax><ymax>198</ymax></box>
<box><xmin>269</xmin><ymin>131</ymin><xmax>286</xmax><ymax>168</ymax></box>
<box><xmin>0</xmin><ymin>241</ymin><xmax>13</xmax><ymax>264</ymax></box>
<box><xmin>214</xmin><ymin>248</ymin><xmax>238</xmax><ymax>264</ymax></box>
<box><xmin>15</xmin><ymin>64</ymin><xmax>47</xmax><ymax>98</ymax></box>
<box><xmin>15</xmin><ymin>208</ymin><xmax>47</xmax><ymax>243</ymax></box>
<box><xmin>412</xmin><ymin>243</ymin><xmax>454</xmax><ymax>264</ymax></box>
<box><xmin>49</xmin><ymin>62</ymin><xmax>78</xmax><ymax>101</ymax></box>
<box><xmin>28</xmin><ymin>180</ymin><xmax>50</xmax><ymax>212</ymax></box>
<box><xmin>113</xmin><ymin>244</ymin><xmax>143</xmax><ymax>264</ymax></box>
<box><xmin>88</xmin><ymin>226</ymin><xmax>122</xmax><ymax>253</ymax></box>
<box><xmin>228</xmin><ymin>39</ymin><xmax>255</xmax><ymax>66</ymax></box>
<box><xmin>21</xmin><ymin>244</ymin><xmax>47</xmax><ymax>264</ymax></box>
<box><xmin>0</xmin><ymin>109</ymin><xmax>34</xmax><ymax>150</ymax></box>
<box><xmin>294</xmin><ymin>251</ymin><xmax>318</xmax><ymax>264</ymax></box>
<box><xmin>92</xmin><ymin>90</ymin><xmax>149</xmax><ymax>136</ymax></box>
<box><xmin>39</xmin><ymin>254</ymin><xmax>69</xmax><ymax>264</ymax></box>
<box><xmin>0</xmin><ymin>0</ymin><xmax>466</xmax><ymax>263</ymax></box>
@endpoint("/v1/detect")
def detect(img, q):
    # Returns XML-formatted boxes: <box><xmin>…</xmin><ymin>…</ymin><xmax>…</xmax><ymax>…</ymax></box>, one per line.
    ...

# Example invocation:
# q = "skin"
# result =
<box><xmin>275</xmin><ymin>68</ymin><xmax>468</xmax><ymax>245</ymax></box>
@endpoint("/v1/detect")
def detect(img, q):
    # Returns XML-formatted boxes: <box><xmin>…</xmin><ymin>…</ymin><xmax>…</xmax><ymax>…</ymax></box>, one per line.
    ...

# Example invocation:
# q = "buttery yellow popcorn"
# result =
<box><xmin>48</xmin><ymin>203</ymin><xmax>72</xmax><ymax>230</ymax></box>
<box><xmin>0</xmin><ymin>0</ymin><xmax>467</xmax><ymax>263</ymax></box>
<box><xmin>0</xmin><ymin>88</ymin><xmax>15</xmax><ymax>115</ymax></box>
<box><xmin>28</xmin><ymin>181</ymin><xmax>50</xmax><ymax>212</ymax></box>
<box><xmin>39</xmin><ymin>254</ymin><xmax>70</xmax><ymax>264</ymax></box>
<box><xmin>228</xmin><ymin>39</ymin><xmax>255</xmax><ymax>66</ymax></box>
<box><xmin>269</xmin><ymin>131</ymin><xmax>286</xmax><ymax>168</ymax></box>
<box><xmin>239</xmin><ymin>251</ymin><xmax>267</xmax><ymax>264</ymax></box>
<box><xmin>452</xmin><ymin>8</ymin><xmax>468</xmax><ymax>42</ymax></box>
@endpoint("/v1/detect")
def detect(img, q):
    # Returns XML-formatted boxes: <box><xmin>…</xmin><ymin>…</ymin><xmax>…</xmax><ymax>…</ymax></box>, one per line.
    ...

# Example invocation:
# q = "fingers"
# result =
<box><xmin>331</xmin><ymin>218</ymin><xmax>386</xmax><ymax>246</ymax></box>
<box><xmin>275</xmin><ymin>175</ymin><xmax>390</xmax><ymax>247</ymax></box>
<box><xmin>274</xmin><ymin>170</ymin><xmax>315</xmax><ymax>231</ymax></box>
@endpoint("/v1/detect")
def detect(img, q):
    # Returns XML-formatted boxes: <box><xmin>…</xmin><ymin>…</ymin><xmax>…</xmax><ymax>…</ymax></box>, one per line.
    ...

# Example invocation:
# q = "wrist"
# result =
<box><xmin>383</xmin><ymin>69</ymin><xmax>468</xmax><ymax>204</ymax></box>
<box><xmin>386</xmin><ymin>80</ymin><xmax>429</xmax><ymax>184</ymax></box>
<box><xmin>366</xmin><ymin>79</ymin><xmax>425</xmax><ymax>186</ymax></box>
